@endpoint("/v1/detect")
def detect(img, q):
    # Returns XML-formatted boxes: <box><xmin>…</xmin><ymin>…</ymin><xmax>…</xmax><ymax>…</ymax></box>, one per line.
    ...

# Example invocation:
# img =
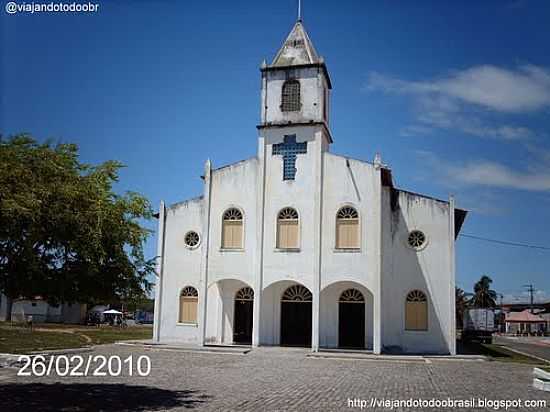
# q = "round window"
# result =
<box><xmin>184</xmin><ymin>231</ymin><xmax>200</xmax><ymax>248</ymax></box>
<box><xmin>407</xmin><ymin>230</ymin><xmax>427</xmax><ymax>250</ymax></box>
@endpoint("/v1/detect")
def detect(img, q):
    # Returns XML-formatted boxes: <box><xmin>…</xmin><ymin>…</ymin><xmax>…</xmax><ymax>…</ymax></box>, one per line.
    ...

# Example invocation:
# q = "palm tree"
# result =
<box><xmin>471</xmin><ymin>275</ymin><xmax>497</xmax><ymax>308</ymax></box>
<box><xmin>455</xmin><ymin>287</ymin><xmax>470</xmax><ymax>327</ymax></box>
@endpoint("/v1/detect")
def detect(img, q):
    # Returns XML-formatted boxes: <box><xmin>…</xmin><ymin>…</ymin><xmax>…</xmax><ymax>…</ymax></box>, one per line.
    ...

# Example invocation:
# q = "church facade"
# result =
<box><xmin>153</xmin><ymin>20</ymin><xmax>467</xmax><ymax>354</ymax></box>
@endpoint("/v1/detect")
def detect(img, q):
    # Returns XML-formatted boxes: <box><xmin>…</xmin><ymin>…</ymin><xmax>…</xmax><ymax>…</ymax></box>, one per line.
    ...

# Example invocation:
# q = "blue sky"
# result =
<box><xmin>2</xmin><ymin>1</ymin><xmax>549</xmax><ymax>303</ymax></box>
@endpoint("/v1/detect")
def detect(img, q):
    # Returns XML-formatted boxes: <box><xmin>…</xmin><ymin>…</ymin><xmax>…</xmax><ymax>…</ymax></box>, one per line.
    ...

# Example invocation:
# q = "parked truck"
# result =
<box><xmin>462</xmin><ymin>308</ymin><xmax>495</xmax><ymax>344</ymax></box>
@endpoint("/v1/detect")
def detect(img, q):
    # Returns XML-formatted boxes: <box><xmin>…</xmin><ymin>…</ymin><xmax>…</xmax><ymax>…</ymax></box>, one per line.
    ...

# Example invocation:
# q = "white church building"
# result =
<box><xmin>153</xmin><ymin>19</ymin><xmax>467</xmax><ymax>354</ymax></box>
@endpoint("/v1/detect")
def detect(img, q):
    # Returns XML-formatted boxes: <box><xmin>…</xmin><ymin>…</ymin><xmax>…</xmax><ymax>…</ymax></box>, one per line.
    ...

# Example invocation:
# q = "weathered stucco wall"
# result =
<box><xmin>261</xmin><ymin>125</ymin><xmax>326</xmax><ymax>291</ymax></box>
<box><xmin>156</xmin><ymin>149</ymin><xmax>456</xmax><ymax>354</ymax></box>
<box><xmin>158</xmin><ymin>197</ymin><xmax>204</xmax><ymax>342</ymax></box>
<box><xmin>208</xmin><ymin>158</ymin><xmax>258</xmax><ymax>288</ymax></box>
<box><xmin>261</xmin><ymin>67</ymin><xmax>328</xmax><ymax>125</ymax></box>
<box><xmin>381</xmin><ymin>189</ymin><xmax>454</xmax><ymax>354</ymax></box>
<box><xmin>318</xmin><ymin>154</ymin><xmax>382</xmax><ymax>349</ymax></box>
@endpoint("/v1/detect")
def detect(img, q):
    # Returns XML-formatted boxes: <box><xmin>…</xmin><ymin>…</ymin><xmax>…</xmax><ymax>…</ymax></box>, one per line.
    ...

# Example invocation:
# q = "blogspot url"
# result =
<box><xmin>5</xmin><ymin>1</ymin><xmax>99</xmax><ymax>14</ymax></box>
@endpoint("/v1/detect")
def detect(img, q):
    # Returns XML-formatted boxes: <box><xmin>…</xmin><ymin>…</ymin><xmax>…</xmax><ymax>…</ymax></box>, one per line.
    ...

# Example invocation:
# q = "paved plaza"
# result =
<box><xmin>1</xmin><ymin>344</ymin><xmax>550</xmax><ymax>411</ymax></box>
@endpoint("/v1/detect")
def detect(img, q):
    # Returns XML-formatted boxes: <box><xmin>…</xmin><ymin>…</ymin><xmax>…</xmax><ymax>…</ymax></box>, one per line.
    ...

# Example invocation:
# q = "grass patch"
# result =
<box><xmin>0</xmin><ymin>323</ymin><xmax>152</xmax><ymax>354</ymax></box>
<box><xmin>79</xmin><ymin>327</ymin><xmax>152</xmax><ymax>345</ymax></box>
<box><xmin>0</xmin><ymin>328</ymin><xmax>88</xmax><ymax>354</ymax></box>
<box><xmin>461</xmin><ymin>341</ymin><xmax>544</xmax><ymax>365</ymax></box>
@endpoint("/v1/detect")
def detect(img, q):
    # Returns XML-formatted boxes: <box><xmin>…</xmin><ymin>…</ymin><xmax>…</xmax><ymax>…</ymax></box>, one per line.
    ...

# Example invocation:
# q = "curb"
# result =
<box><xmin>497</xmin><ymin>345</ymin><xmax>550</xmax><ymax>365</ymax></box>
<box><xmin>307</xmin><ymin>353</ymin><xmax>427</xmax><ymax>363</ymax></box>
<box><xmin>115</xmin><ymin>341</ymin><xmax>251</xmax><ymax>355</ymax></box>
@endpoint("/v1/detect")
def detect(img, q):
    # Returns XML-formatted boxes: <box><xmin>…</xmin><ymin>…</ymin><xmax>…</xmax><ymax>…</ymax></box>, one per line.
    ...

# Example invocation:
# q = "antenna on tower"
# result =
<box><xmin>297</xmin><ymin>0</ymin><xmax>302</xmax><ymax>22</ymax></box>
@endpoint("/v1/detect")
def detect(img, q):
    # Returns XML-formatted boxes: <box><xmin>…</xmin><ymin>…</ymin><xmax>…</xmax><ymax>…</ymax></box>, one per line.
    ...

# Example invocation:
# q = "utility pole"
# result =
<box><xmin>523</xmin><ymin>284</ymin><xmax>535</xmax><ymax>313</ymax></box>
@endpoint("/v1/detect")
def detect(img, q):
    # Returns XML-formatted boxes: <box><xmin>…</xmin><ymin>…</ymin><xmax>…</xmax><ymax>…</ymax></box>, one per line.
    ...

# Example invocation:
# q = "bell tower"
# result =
<box><xmin>254</xmin><ymin>15</ymin><xmax>333</xmax><ymax>352</ymax></box>
<box><xmin>258</xmin><ymin>19</ymin><xmax>332</xmax><ymax>147</ymax></box>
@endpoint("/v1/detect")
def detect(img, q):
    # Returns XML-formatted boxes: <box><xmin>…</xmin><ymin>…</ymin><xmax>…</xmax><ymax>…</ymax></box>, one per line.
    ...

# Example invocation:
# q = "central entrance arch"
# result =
<box><xmin>233</xmin><ymin>287</ymin><xmax>254</xmax><ymax>344</ymax></box>
<box><xmin>280</xmin><ymin>285</ymin><xmax>312</xmax><ymax>347</ymax></box>
<box><xmin>338</xmin><ymin>288</ymin><xmax>365</xmax><ymax>348</ymax></box>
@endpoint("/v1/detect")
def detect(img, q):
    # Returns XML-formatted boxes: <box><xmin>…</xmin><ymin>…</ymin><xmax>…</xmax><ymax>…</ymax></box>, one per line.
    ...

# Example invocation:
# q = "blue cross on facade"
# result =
<box><xmin>272</xmin><ymin>135</ymin><xmax>308</xmax><ymax>180</ymax></box>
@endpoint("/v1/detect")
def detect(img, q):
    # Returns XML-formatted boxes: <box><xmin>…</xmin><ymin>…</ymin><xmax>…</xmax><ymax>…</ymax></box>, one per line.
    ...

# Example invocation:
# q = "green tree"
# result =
<box><xmin>455</xmin><ymin>287</ymin><xmax>470</xmax><ymax>328</ymax></box>
<box><xmin>0</xmin><ymin>134</ymin><xmax>154</xmax><ymax>320</ymax></box>
<box><xmin>471</xmin><ymin>275</ymin><xmax>497</xmax><ymax>308</ymax></box>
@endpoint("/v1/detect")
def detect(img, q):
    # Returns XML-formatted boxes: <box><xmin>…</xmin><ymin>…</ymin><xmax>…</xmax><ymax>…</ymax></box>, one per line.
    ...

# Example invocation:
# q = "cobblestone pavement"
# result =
<box><xmin>2</xmin><ymin>344</ymin><xmax>550</xmax><ymax>411</ymax></box>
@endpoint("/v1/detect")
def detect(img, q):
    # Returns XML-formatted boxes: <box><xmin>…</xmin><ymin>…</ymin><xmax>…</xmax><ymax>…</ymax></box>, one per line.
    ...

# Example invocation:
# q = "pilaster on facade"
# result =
<box><xmin>153</xmin><ymin>200</ymin><xmax>166</xmax><ymax>343</ymax></box>
<box><xmin>199</xmin><ymin>159</ymin><xmax>212</xmax><ymax>346</ymax></box>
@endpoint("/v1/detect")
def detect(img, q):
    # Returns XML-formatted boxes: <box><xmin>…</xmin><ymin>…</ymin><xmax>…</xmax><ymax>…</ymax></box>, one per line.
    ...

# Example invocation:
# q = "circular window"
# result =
<box><xmin>184</xmin><ymin>231</ymin><xmax>200</xmax><ymax>249</ymax></box>
<box><xmin>407</xmin><ymin>230</ymin><xmax>427</xmax><ymax>250</ymax></box>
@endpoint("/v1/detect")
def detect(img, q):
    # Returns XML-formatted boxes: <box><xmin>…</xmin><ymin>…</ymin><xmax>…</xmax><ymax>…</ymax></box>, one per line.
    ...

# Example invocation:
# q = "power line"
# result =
<box><xmin>459</xmin><ymin>233</ymin><xmax>550</xmax><ymax>251</ymax></box>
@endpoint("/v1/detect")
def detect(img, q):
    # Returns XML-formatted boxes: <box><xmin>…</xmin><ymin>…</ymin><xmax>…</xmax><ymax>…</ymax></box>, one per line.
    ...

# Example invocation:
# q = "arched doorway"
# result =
<box><xmin>280</xmin><ymin>285</ymin><xmax>312</xmax><ymax>347</ymax></box>
<box><xmin>233</xmin><ymin>287</ymin><xmax>254</xmax><ymax>344</ymax></box>
<box><xmin>338</xmin><ymin>288</ymin><xmax>365</xmax><ymax>348</ymax></box>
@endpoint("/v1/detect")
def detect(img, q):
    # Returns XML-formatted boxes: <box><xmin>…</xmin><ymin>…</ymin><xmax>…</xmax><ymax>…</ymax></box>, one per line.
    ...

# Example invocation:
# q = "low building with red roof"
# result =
<box><xmin>505</xmin><ymin>310</ymin><xmax>546</xmax><ymax>335</ymax></box>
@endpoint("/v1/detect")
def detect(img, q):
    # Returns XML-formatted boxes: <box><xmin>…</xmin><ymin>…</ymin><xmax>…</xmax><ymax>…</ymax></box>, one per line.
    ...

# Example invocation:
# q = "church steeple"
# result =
<box><xmin>270</xmin><ymin>20</ymin><xmax>320</xmax><ymax>67</ymax></box>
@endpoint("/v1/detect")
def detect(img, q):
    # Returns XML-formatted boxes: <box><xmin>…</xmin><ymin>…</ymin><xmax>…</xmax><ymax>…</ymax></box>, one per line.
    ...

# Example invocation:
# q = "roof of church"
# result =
<box><xmin>271</xmin><ymin>20</ymin><xmax>320</xmax><ymax>67</ymax></box>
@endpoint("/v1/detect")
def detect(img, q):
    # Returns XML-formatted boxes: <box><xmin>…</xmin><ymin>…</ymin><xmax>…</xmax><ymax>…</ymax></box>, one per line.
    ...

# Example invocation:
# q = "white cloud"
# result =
<box><xmin>417</xmin><ymin>150</ymin><xmax>550</xmax><ymax>192</ymax></box>
<box><xmin>367</xmin><ymin>64</ymin><xmax>550</xmax><ymax>142</ymax></box>
<box><xmin>502</xmin><ymin>290</ymin><xmax>550</xmax><ymax>304</ymax></box>
<box><xmin>368</xmin><ymin>64</ymin><xmax>550</xmax><ymax>113</ymax></box>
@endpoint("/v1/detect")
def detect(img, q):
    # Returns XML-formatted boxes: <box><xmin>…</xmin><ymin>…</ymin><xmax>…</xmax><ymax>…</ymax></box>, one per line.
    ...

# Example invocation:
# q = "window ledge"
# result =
<box><xmin>333</xmin><ymin>248</ymin><xmax>361</xmax><ymax>253</ymax></box>
<box><xmin>219</xmin><ymin>248</ymin><xmax>245</xmax><ymax>253</ymax></box>
<box><xmin>274</xmin><ymin>248</ymin><xmax>301</xmax><ymax>253</ymax></box>
<box><xmin>176</xmin><ymin>322</ymin><xmax>198</xmax><ymax>327</ymax></box>
<box><xmin>404</xmin><ymin>329</ymin><xmax>428</xmax><ymax>333</ymax></box>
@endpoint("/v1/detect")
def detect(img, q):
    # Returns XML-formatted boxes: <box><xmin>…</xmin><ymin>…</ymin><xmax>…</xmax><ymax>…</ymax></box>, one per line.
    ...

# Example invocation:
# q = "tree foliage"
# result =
<box><xmin>0</xmin><ymin>134</ymin><xmax>154</xmax><ymax>310</ymax></box>
<box><xmin>455</xmin><ymin>287</ymin><xmax>470</xmax><ymax>327</ymax></box>
<box><xmin>471</xmin><ymin>275</ymin><xmax>497</xmax><ymax>308</ymax></box>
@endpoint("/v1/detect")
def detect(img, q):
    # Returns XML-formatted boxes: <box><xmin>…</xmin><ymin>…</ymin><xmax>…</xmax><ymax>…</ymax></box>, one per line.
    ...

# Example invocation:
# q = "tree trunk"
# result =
<box><xmin>5</xmin><ymin>296</ymin><xmax>13</xmax><ymax>322</ymax></box>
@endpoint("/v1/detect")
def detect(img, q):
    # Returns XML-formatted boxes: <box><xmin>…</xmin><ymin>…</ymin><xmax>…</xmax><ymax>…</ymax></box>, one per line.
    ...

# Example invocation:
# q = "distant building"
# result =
<box><xmin>505</xmin><ymin>310</ymin><xmax>546</xmax><ymax>335</ymax></box>
<box><xmin>0</xmin><ymin>294</ymin><xmax>86</xmax><ymax>324</ymax></box>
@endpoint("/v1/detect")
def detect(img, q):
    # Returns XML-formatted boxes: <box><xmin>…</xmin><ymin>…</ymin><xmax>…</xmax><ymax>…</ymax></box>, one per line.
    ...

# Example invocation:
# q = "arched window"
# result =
<box><xmin>235</xmin><ymin>287</ymin><xmax>254</xmax><ymax>301</ymax></box>
<box><xmin>277</xmin><ymin>207</ymin><xmax>299</xmax><ymax>249</ymax></box>
<box><xmin>179</xmin><ymin>286</ymin><xmax>198</xmax><ymax>323</ymax></box>
<box><xmin>282</xmin><ymin>285</ymin><xmax>312</xmax><ymax>302</ymax></box>
<box><xmin>339</xmin><ymin>289</ymin><xmax>365</xmax><ymax>302</ymax></box>
<box><xmin>405</xmin><ymin>290</ymin><xmax>428</xmax><ymax>331</ymax></box>
<box><xmin>281</xmin><ymin>80</ymin><xmax>301</xmax><ymax>112</ymax></box>
<box><xmin>336</xmin><ymin>206</ymin><xmax>359</xmax><ymax>249</ymax></box>
<box><xmin>222</xmin><ymin>208</ymin><xmax>243</xmax><ymax>249</ymax></box>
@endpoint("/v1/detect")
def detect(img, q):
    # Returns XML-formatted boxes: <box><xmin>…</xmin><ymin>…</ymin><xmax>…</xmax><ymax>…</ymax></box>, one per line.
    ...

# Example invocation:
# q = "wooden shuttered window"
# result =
<box><xmin>222</xmin><ymin>220</ymin><xmax>243</xmax><ymax>249</ymax></box>
<box><xmin>405</xmin><ymin>290</ymin><xmax>428</xmax><ymax>331</ymax></box>
<box><xmin>336</xmin><ymin>207</ymin><xmax>359</xmax><ymax>249</ymax></box>
<box><xmin>336</xmin><ymin>219</ymin><xmax>359</xmax><ymax>249</ymax></box>
<box><xmin>277</xmin><ymin>208</ymin><xmax>299</xmax><ymax>249</ymax></box>
<box><xmin>179</xmin><ymin>287</ymin><xmax>198</xmax><ymax>323</ymax></box>
<box><xmin>277</xmin><ymin>220</ymin><xmax>299</xmax><ymax>249</ymax></box>
<box><xmin>222</xmin><ymin>208</ymin><xmax>243</xmax><ymax>249</ymax></box>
